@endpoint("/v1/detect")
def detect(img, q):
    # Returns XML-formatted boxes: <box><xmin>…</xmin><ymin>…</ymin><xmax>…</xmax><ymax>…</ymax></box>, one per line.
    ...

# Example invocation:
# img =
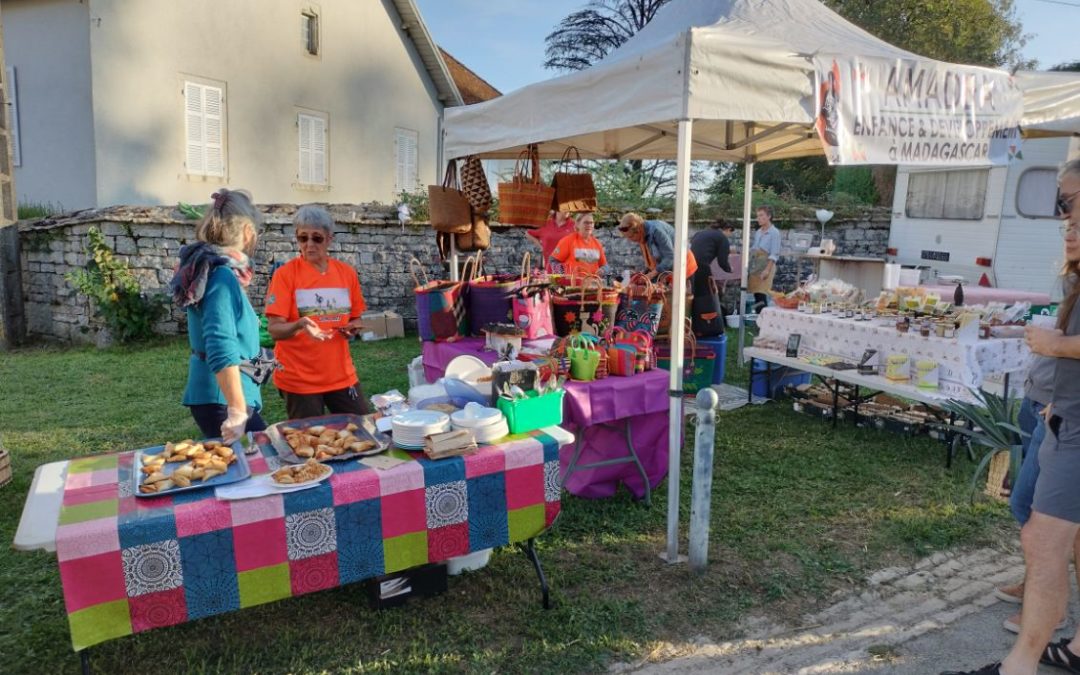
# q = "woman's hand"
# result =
<box><xmin>338</xmin><ymin>317</ymin><xmax>364</xmax><ymax>338</ymax></box>
<box><xmin>1026</xmin><ymin>325</ymin><xmax>1064</xmax><ymax>357</ymax></box>
<box><xmin>220</xmin><ymin>406</ymin><xmax>248</xmax><ymax>444</ymax></box>
<box><xmin>298</xmin><ymin>316</ymin><xmax>332</xmax><ymax>341</ymax></box>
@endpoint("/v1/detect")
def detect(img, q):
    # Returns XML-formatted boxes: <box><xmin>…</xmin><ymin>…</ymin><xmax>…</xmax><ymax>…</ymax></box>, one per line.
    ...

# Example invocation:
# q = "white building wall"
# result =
<box><xmin>39</xmin><ymin>0</ymin><xmax>444</xmax><ymax>207</ymax></box>
<box><xmin>2</xmin><ymin>0</ymin><xmax>97</xmax><ymax>210</ymax></box>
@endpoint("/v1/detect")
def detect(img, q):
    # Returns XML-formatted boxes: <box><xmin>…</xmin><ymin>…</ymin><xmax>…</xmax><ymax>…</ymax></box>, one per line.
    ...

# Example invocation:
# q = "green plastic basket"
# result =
<box><xmin>496</xmin><ymin>390</ymin><xmax>565</xmax><ymax>434</ymax></box>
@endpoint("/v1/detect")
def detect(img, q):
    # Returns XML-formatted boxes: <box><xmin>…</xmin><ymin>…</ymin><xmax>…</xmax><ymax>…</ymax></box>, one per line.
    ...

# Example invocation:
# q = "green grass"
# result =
<box><xmin>17</xmin><ymin>201</ymin><xmax>61</xmax><ymax>220</ymax></box>
<box><xmin>0</xmin><ymin>334</ymin><xmax>1010</xmax><ymax>674</ymax></box>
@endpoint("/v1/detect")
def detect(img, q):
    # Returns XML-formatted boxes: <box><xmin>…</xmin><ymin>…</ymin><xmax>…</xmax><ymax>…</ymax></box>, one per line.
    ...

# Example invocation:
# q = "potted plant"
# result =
<box><xmin>941</xmin><ymin>389</ymin><xmax>1026</xmax><ymax>502</ymax></box>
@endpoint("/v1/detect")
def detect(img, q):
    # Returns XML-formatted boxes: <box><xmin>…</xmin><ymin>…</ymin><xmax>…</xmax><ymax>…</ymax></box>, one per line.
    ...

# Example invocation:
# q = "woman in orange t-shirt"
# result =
<box><xmin>265</xmin><ymin>205</ymin><xmax>368</xmax><ymax>420</ymax></box>
<box><xmin>550</xmin><ymin>212</ymin><xmax>608</xmax><ymax>278</ymax></box>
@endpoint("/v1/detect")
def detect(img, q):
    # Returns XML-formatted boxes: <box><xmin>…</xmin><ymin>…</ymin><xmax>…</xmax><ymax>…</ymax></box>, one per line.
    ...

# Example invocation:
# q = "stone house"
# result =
<box><xmin>1</xmin><ymin>0</ymin><xmax>463</xmax><ymax>210</ymax></box>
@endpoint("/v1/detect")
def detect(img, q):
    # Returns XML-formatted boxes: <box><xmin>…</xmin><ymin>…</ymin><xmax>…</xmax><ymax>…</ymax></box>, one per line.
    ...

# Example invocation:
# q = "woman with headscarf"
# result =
<box><xmin>265</xmin><ymin>205</ymin><xmax>368</xmax><ymax>420</ymax></box>
<box><xmin>170</xmin><ymin>188</ymin><xmax>266</xmax><ymax>443</ymax></box>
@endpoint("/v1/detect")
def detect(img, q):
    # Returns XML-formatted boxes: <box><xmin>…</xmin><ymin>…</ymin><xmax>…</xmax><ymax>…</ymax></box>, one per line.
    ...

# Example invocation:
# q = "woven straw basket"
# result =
<box><xmin>983</xmin><ymin>450</ymin><xmax>1011</xmax><ymax>502</ymax></box>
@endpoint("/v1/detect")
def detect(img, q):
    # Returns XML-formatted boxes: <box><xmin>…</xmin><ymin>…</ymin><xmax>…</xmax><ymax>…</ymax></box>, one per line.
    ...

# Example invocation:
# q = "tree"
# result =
<box><xmin>544</xmin><ymin>1</ymin><xmax>681</xmax><ymax>203</ymax></box>
<box><xmin>1052</xmin><ymin>61</ymin><xmax>1080</xmax><ymax>73</ymax></box>
<box><xmin>544</xmin><ymin>0</ymin><xmax>673</xmax><ymax>72</ymax></box>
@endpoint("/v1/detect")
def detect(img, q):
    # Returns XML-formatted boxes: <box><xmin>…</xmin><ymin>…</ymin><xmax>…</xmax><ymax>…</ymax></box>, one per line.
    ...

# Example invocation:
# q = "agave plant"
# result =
<box><xmin>940</xmin><ymin>389</ymin><xmax>1027</xmax><ymax>500</ymax></box>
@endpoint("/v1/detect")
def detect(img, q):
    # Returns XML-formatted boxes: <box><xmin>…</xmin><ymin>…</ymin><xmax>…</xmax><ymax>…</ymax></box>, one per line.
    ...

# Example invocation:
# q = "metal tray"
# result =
<box><xmin>133</xmin><ymin>439</ymin><xmax>250</xmax><ymax>498</ymax></box>
<box><xmin>266</xmin><ymin>413</ymin><xmax>390</xmax><ymax>464</ymax></box>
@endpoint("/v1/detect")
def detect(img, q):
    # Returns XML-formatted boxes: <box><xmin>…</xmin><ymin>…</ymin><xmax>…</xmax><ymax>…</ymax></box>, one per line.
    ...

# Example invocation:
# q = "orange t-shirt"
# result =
<box><xmin>551</xmin><ymin>232</ymin><xmax>607</xmax><ymax>278</ymax></box>
<box><xmin>265</xmin><ymin>257</ymin><xmax>367</xmax><ymax>394</ymax></box>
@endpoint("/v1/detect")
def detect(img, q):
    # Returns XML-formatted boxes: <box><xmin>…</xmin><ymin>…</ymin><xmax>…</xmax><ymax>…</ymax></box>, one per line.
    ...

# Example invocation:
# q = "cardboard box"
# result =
<box><xmin>361</xmin><ymin>312</ymin><xmax>388</xmax><ymax>340</ymax></box>
<box><xmin>384</xmin><ymin>310</ymin><xmax>404</xmax><ymax>338</ymax></box>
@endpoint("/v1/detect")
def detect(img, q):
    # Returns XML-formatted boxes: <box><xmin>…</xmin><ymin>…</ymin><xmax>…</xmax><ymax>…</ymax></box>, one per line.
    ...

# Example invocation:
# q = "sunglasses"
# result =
<box><xmin>296</xmin><ymin>234</ymin><xmax>326</xmax><ymax>244</ymax></box>
<box><xmin>1056</xmin><ymin>189</ymin><xmax>1080</xmax><ymax>216</ymax></box>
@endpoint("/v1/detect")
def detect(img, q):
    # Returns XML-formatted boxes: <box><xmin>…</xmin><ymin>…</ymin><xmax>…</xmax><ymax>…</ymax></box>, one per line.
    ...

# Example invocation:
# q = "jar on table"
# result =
<box><xmin>919</xmin><ymin>321</ymin><xmax>932</xmax><ymax>338</ymax></box>
<box><xmin>943</xmin><ymin>323</ymin><xmax>956</xmax><ymax>339</ymax></box>
<box><xmin>978</xmin><ymin>323</ymin><xmax>992</xmax><ymax>339</ymax></box>
<box><xmin>896</xmin><ymin>317</ymin><xmax>910</xmax><ymax>333</ymax></box>
<box><xmin>934</xmin><ymin>322</ymin><xmax>948</xmax><ymax>338</ymax></box>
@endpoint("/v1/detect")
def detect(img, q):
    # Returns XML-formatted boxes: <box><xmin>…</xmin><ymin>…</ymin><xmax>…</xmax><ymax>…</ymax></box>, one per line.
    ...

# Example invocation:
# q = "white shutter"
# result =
<box><xmin>298</xmin><ymin>114</ymin><xmax>313</xmax><ymax>184</ymax></box>
<box><xmin>184</xmin><ymin>82</ymin><xmax>205</xmax><ymax>174</ymax></box>
<box><xmin>184</xmin><ymin>81</ymin><xmax>225</xmax><ymax>177</ymax></box>
<box><xmin>395</xmin><ymin>128</ymin><xmax>418</xmax><ymax>193</ymax></box>
<box><xmin>311</xmin><ymin>116</ymin><xmax>326</xmax><ymax>185</ymax></box>
<box><xmin>6</xmin><ymin>66</ymin><xmax>20</xmax><ymax>167</ymax></box>
<box><xmin>298</xmin><ymin>113</ymin><xmax>327</xmax><ymax>185</ymax></box>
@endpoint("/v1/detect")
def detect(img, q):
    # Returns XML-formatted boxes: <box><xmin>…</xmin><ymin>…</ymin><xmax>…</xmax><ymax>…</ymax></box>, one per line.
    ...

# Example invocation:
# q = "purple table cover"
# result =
<box><xmin>422</xmin><ymin>339</ymin><xmax>671</xmax><ymax>499</ymax></box>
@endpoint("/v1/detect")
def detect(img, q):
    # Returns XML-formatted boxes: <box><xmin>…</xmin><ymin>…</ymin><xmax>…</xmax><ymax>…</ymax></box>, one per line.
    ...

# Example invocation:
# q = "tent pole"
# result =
<box><xmin>737</xmin><ymin>161</ymin><xmax>755</xmax><ymax>365</ymax></box>
<box><xmin>663</xmin><ymin>118</ymin><xmax>693</xmax><ymax>564</ymax></box>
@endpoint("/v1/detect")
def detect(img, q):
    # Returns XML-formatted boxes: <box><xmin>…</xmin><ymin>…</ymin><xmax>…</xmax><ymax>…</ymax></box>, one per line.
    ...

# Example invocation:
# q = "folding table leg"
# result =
<box><xmin>521</xmin><ymin>538</ymin><xmax>550</xmax><ymax>609</ymax></box>
<box><xmin>622</xmin><ymin>418</ymin><xmax>650</xmax><ymax>506</ymax></box>
<box><xmin>80</xmin><ymin>650</ymin><xmax>90</xmax><ymax>675</ymax></box>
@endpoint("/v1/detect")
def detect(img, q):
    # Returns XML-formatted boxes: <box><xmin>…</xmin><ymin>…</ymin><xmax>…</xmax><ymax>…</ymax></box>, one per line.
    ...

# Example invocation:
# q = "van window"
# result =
<box><xmin>905</xmin><ymin>168</ymin><xmax>988</xmax><ymax>220</ymax></box>
<box><xmin>1017</xmin><ymin>168</ymin><xmax>1059</xmax><ymax>218</ymax></box>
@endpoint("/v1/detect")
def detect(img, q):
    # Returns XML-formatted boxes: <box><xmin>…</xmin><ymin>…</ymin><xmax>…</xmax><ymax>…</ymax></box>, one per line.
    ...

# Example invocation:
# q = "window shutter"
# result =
<box><xmin>311</xmin><ymin>116</ymin><xmax>326</xmax><ymax>185</ymax></box>
<box><xmin>184</xmin><ymin>82</ymin><xmax>205</xmax><ymax>175</ymax></box>
<box><xmin>298</xmin><ymin>114</ymin><xmax>313</xmax><ymax>184</ymax></box>
<box><xmin>5</xmin><ymin>66</ymin><xmax>20</xmax><ymax>167</ymax></box>
<box><xmin>298</xmin><ymin>113</ymin><xmax>327</xmax><ymax>185</ymax></box>
<box><xmin>184</xmin><ymin>81</ymin><xmax>225</xmax><ymax>177</ymax></box>
<box><xmin>395</xmin><ymin>128</ymin><xmax>418</xmax><ymax>193</ymax></box>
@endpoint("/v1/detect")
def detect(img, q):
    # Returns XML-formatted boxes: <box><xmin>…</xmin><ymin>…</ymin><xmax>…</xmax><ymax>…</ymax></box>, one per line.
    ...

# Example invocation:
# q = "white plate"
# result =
<box><xmin>451</xmin><ymin>404</ymin><xmax>504</xmax><ymax>428</ymax></box>
<box><xmin>392</xmin><ymin>410</ymin><xmax>451</xmax><ymax>428</ymax></box>
<box><xmin>268</xmin><ymin>464</ymin><xmax>333</xmax><ymax>489</ymax></box>
<box><xmin>394</xmin><ymin>440</ymin><xmax>426</xmax><ymax>450</ymax></box>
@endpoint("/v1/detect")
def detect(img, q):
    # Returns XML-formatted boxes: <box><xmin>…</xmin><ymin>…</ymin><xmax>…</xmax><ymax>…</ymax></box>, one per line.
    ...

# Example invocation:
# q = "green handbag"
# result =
<box><xmin>567</xmin><ymin>334</ymin><xmax>600</xmax><ymax>381</ymax></box>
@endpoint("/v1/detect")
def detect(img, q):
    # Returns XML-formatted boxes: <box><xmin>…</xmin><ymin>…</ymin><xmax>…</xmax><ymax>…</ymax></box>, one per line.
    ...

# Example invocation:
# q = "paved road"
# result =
<box><xmin>614</xmin><ymin>545</ymin><xmax>1077</xmax><ymax>674</ymax></box>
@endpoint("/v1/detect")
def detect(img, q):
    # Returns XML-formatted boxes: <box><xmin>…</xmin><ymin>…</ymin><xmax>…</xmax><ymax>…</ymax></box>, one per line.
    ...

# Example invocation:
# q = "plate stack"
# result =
<box><xmin>391</xmin><ymin>410</ymin><xmax>451</xmax><ymax>449</ymax></box>
<box><xmin>451</xmin><ymin>403</ymin><xmax>509</xmax><ymax>445</ymax></box>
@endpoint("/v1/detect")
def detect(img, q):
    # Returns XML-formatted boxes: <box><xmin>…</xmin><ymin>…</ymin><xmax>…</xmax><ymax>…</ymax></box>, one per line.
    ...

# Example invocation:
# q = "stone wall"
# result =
<box><xmin>17</xmin><ymin>204</ymin><xmax>891</xmax><ymax>343</ymax></box>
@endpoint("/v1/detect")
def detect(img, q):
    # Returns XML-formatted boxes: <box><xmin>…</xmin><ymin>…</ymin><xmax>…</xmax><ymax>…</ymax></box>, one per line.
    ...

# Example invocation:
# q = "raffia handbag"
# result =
<box><xmin>497</xmin><ymin>144</ymin><xmax>554</xmax><ymax>227</ymax></box>
<box><xmin>550</xmin><ymin>146</ymin><xmax>597</xmax><ymax>213</ymax></box>
<box><xmin>429</xmin><ymin>160</ymin><xmax>472</xmax><ymax>234</ymax></box>
<box><xmin>455</xmin><ymin>212</ymin><xmax>491</xmax><ymax>252</ymax></box>
<box><xmin>459</xmin><ymin>155</ymin><xmax>493</xmax><ymax>213</ymax></box>
<box><xmin>410</xmin><ymin>257</ymin><xmax>471</xmax><ymax>342</ymax></box>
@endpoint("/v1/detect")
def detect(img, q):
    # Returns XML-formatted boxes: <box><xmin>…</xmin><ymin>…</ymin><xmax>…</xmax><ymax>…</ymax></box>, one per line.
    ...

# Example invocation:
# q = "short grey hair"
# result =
<box><xmin>1061</xmin><ymin>159</ymin><xmax>1080</xmax><ymax>183</ymax></box>
<box><xmin>293</xmin><ymin>205</ymin><xmax>334</xmax><ymax>236</ymax></box>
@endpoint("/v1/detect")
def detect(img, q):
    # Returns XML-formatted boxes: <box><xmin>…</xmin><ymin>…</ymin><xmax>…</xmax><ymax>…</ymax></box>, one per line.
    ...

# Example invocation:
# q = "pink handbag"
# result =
<box><xmin>511</xmin><ymin>253</ymin><xmax>554</xmax><ymax>339</ymax></box>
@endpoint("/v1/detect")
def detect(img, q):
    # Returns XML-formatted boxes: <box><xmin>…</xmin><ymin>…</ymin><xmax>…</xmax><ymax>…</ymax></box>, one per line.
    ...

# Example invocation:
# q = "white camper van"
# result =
<box><xmin>887</xmin><ymin>137</ymin><xmax>1080</xmax><ymax>301</ymax></box>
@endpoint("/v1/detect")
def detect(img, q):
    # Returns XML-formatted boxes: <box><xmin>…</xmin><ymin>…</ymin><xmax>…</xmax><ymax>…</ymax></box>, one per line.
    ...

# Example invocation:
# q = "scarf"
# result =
<box><xmin>170</xmin><ymin>242</ymin><xmax>253</xmax><ymax>308</ymax></box>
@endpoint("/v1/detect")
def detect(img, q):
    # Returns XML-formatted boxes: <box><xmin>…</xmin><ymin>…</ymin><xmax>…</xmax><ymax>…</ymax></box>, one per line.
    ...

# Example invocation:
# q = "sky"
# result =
<box><xmin>414</xmin><ymin>0</ymin><xmax>1078</xmax><ymax>95</ymax></box>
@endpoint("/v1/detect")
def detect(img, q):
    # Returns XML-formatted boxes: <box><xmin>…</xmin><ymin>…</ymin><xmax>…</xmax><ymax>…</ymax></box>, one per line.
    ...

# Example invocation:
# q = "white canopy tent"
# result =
<box><xmin>443</xmin><ymin>0</ymin><xmax>1024</xmax><ymax>562</ymax></box>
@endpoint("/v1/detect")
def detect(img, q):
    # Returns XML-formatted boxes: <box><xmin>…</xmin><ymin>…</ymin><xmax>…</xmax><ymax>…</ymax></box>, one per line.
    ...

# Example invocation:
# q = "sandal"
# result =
<box><xmin>940</xmin><ymin>663</ymin><xmax>1001</xmax><ymax>675</ymax></box>
<box><xmin>1042</xmin><ymin>638</ymin><xmax>1080</xmax><ymax>673</ymax></box>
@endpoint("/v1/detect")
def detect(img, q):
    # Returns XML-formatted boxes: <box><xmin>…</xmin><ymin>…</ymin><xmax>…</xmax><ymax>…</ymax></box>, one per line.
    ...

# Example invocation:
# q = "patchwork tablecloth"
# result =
<box><xmin>756</xmin><ymin>308</ymin><xmax>1030</xmax><ymax>399</ymax></box>
<box><xmin>422</xmin><ymin>339</ymin><xmax>671</xmax><ymax>499</ymax></box>
<box><xmin>55</xmin><ymin>430</ymin><xmax>564</xmax><ymax>651</ymax></box>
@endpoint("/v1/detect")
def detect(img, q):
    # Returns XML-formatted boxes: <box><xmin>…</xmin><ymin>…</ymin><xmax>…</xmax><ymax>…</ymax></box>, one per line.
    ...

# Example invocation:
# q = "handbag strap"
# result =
<box><xmin>558</xmin><ymin>146</ymin><xmax>582</xmax><ymax>168</ymax></box>
<box><xmin>519</xmin><ymin>252</ymin><xmax>532</xmax><ymax>283</ymax></box>
<box><xmin>442</xmin><ymin>160</ymin><xmax>460</xmax><ymax>190</ymax></box>
<box><xmin>627</xmin><ymin>272</ymin><xmax>654</xmax><ymax>299</ymax></box>
<box><xmin>408</xmin><ymin>257</ymin><xmax>430</xmax><ymax>289</ymax></box>
<box><xmin>460</xmin><ymin>254</ymin><xmax>479</xmax><ymax>285</ymax></box>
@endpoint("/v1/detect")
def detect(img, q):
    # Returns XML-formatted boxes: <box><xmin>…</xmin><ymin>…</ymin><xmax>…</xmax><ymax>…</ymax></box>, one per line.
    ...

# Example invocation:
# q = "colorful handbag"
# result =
<box><xmin>615</xmin><ymin>273</ymin><xmax>663</xmax><ymax>335</ymax></box>
<box><xmin>410</xmin><ymin>257</ymin><xmax>470</xmax><ymax>342</ymax></box>
<box><xmin>654</xmin><ymin>325</ymin><xmax>715</xmax><ymax>394</ymax></box>
<box><xmin>550</xmin><ymin>146</ymin><xmax>597</xmax><ymax>213</ymax></box>
<box><xmin>511</xmin><ymin>253</ymin><xmax>554</xmax><ymax>339</ymax></box>
<box><xmin>497</xmin><ymin>144</ymin><xmax>555</xmax><ymax>227</ymax></box>
<box><xmin>567</xmin><ymin>334</ymin><xmax>600</xmax><ymax>382</ymax></box>
<box><xmin>467</xmin><ymin>251</ymin><xmax>519</xmax><ymax>335</ymax></box>
<box><xmin>428</xmin><ymin>160</ymin><xmax>473</xmax><ymax>235</ymax></box>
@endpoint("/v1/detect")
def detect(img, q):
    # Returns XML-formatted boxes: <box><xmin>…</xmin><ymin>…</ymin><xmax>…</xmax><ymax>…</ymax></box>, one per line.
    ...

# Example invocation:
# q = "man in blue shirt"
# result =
<box><xmin>749</xmin><ymin>205</ymin><xmax>781</xmax><ymax>313</ymax></box>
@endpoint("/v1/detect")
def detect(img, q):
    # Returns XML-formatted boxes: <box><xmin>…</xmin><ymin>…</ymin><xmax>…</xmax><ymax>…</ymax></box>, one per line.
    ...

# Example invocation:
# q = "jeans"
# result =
<box><xmin>1010</xmin><ymin>397</ymin><xmax>1046</xmax><ymax>526</ymax></box>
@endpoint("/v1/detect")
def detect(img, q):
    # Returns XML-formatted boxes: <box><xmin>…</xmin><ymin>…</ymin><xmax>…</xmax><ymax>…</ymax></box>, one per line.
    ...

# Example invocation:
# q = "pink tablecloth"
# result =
<box><xmin>421</xmin><ymin>339</ymin><xmax>671</xmax><ymax>499</ymax></box>
<box><xmin>920</xmin><ymin>284</ymin><xmax>1051</xmax><ymax>305</ymax></box>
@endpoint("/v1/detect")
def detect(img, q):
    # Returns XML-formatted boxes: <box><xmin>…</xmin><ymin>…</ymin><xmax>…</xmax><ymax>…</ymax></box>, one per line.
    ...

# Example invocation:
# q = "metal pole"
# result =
<box><xmin>689</xmin><ymin>388</ymin><xmax>718</xmax><ymax>574</ymax></box>
<box><xmin>663</xmin><ymin>118</ymin><xmax>693</xmax><ymax>564</ymax></box>
<box><xmin>737</xmin><ymin>161</ymin><xmax>754</xmax><ymax>365</ymax></box>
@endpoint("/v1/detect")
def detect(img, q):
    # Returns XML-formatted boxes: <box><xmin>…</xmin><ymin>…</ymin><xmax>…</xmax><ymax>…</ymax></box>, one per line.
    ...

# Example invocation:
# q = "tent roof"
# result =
<box><xmin>443</xmin><ymin>0</ymin><xmax>1006</xmax><ymax>162</ymax></box>
<box><xmin>1018</xmin><ymin>70</ymin><xmax>1080</xmax><ymax>136</ymax></box>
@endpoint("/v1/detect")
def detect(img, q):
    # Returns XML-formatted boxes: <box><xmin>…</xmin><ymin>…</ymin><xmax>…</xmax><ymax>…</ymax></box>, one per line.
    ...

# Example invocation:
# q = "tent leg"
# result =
<box><xmin>662</xmin><ymin>119</ymin><xmax>693</xmax><ymax>565</ymax></box>
<box><xmin>738</xmin><ymin>162</ymin><xmax>755</xmax><ymax>365</ymax></box>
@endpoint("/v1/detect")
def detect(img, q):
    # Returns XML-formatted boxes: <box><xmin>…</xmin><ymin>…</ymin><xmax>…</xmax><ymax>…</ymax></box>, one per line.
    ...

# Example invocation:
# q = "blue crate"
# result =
<box><xmin>695</xmin><ymin>334</ymin><xmax>728</xmax><ymax>384</ymax></box>
<box><xmin>750</xmin><ymin>363</ymin><xmax>811</xmax><ymax>399</ymax></box>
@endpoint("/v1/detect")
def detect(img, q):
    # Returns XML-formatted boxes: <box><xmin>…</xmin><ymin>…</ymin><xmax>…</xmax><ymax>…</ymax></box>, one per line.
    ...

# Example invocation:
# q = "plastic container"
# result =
<box><xmin>446</xmin><ymin>548</ymin><xmax>493</xmax><ymax>576</ymax></box>
<box><xmin>496</xmin><ymin>390</ymin><xmax>565</xmax><ymax>434</ymax></box>
<box><xmin>696</xmin><ymin>334</ymin><xmax>728</xmax><ymax>384</ymax></box>
<box><xmin>750</xmin><ymin>364</ymin><xmax>811</xmax><ymax>399</ymax></box>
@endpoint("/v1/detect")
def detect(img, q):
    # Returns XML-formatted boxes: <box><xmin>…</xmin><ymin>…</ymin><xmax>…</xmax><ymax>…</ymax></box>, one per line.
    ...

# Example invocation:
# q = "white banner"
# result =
<box><xmin>813</xmin><ymin>56</ymin><xmax>1023</xmax><ymax>166</ymax></box>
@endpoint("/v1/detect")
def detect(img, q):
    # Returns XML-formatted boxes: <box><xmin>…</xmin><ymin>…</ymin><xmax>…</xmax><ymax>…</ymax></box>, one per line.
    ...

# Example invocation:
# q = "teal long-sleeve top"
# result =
<box><xmin>182</xmin><ymin>266</ymin><xmax>262</xmax><ymax>411</ymax></box>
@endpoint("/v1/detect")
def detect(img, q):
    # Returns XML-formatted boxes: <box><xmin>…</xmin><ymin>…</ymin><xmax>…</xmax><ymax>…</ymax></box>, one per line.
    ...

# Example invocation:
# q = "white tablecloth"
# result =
<box><xmin>756</xmin><ymin>308</ymin><xmax>1030</xmax><ymax>399</ymax></box>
